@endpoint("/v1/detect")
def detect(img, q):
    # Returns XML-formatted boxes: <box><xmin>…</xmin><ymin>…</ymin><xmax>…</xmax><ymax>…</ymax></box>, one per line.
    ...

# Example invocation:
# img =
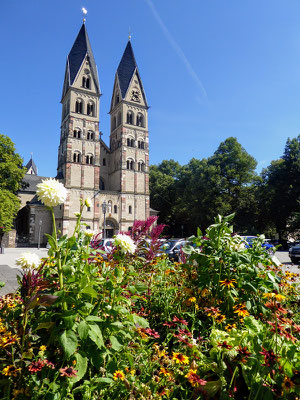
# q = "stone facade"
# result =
<box><xmin>16</xmin><ymin>23</ymin><xmax>150</xmax><ymax>244</ymax></box>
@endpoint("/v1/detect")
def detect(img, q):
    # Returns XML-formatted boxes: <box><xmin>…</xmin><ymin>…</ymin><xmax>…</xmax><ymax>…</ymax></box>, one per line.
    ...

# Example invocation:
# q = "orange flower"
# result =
<box><xmin>113</xmin><ymin>370</ymin><xmax>125</xmax><ymax>381</ymax></box>
<box><xmin>215</xmin><ymin>314</ymin><xmax>226</xmax><ymax>324</ymax></box>
<box><xmin>233</xmin><ymin>304</ymin><xmax>249</xmax><ymax>317</ymax></box>
<box><xmin>159</xmin><ymin>367</ymin><xmax>171</xmax><ymax>377</ymax></box>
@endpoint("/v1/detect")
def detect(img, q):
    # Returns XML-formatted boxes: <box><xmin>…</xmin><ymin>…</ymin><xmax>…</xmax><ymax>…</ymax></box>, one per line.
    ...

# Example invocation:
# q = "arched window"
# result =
<box><xmin>126</xmin><ymin>111</ymin><xmax>133</xmax><ymax>124</ymax></box>
<box><xmin>86</xmin><ymin>154</ymin><xmax>93</xmax><ymax>165</ymax></box>
<box><xmin>117</xmin><ymin>112</ymin><xmax>121</xmax><ymax>126</ymax></box>
<box><xmin>75</xmin><ymin>99</ymin><xmax>83</xmax><ymax>114</ymax></box>
<box><xmin>82</xmin><ymin>76</ymin><xmax>90</xmax><ymax>89</ymax></box>
<box><xmin>114</xmin><ymin>205</ymin><xmax>117</xmax><ymax>213</ymax></box>
<box><xmin>73</xmin><ymin>129</ymin><xmax>81</xmax><ymax>139</ymax></box>
<box><xmin>131</xmin><ymin>139</ymin><xmax>135</xmax><ymax>147</ymax></box>
<box><xmin>136</xmin><ymin>113</ymin><xmax>144</xmax><ymax>127</ymax></box>
<box><xmin>87</xmin><ymin>102</ymin><xmax>94</xmax><ymax>116</ymax></box>
<box><xmin>138</xmin><ymin>140</ymin><xmax>145</xmax><ymax>149</ymax></box>
<box><xmin>87</xmin><ymin>131</ymin><xmax>94</xmax><ymax>140</ymax></box>
<box><xmin>129</xmin><ymin>205</ymin><xmax>132</xmax><ymax>214</ymax></box>
<box><xmin>108</xmin><ymin>201</ymin><xmax>112</xmax><ymax>214</ymax></box>
<box><xmin>126</xmin><ymin>160</ymin><xmax>130</xmax><ymax>170</ymax></box>
<box><xmin>138</xmin><ymin>162</ymin><xmax>145</xmax><ymax>172</ymax></box>
<box><xmin>130</xmin><ymin>160</ymin><xmax>134</xmax><ymax>170</ymax></box>
<box><xmin>73</xmin><ymin>152</ymin><xmax>81</xmax><ymax>163</ymax></box>
<box><xmin>127</xmin><ymin>138</ymin><xmax>130</xmax><ymax>146</ymax></box>
<box><xmin>115</xmin><ymin>94</ymin><xmax>120</xmax><ymax>105</ymax></box>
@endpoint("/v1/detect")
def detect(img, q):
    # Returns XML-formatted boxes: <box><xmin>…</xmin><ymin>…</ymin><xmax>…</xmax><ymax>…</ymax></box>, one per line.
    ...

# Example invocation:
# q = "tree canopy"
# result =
<box><xmin>0</xmin><ymin>134</ymin><xmax>25</xmax><ymax>243</ymax></box>
<box><xmin>150</xmin><ymin>135</ymin><xmax>300</xmax><ymax>239</ymax></box>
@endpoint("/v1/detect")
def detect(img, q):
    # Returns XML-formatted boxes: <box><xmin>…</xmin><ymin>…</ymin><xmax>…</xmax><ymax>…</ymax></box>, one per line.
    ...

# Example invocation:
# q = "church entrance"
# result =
<box><xmin>104</xmin><ymin>219</ymin><xmax>118</xmax><ymax>238</ymax></box>
<box><xmin>15</xmin><ymin>205</ymin><xmax>30</xmax><ymax>245</ymax></box>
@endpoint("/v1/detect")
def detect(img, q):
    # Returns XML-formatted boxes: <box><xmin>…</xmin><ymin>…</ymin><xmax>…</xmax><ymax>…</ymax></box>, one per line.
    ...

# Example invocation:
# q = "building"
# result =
<box><xmin>16</xmin><ymin>23</ymin><xmax>150</xmax><ymax>245</ymax></box>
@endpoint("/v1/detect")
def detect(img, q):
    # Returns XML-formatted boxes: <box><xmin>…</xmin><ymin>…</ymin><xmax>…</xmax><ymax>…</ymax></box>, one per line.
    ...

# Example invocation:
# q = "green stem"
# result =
<box><xmin>51</xmin><ymin>208</ymin><xmax>67</xmax><ymax>311</ymax></box>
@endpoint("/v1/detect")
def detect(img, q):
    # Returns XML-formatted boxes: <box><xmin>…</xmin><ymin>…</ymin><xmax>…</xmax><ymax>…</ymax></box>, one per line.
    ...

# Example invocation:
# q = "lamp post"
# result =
<box><xmin>102</xmin><ymin>201</ymin><xmax>107</xmax><ymax>239</ymax></box>
<box><xmin>38</xmin><ymin>220</ymin><xmax>42</xmax><ymax>250</ymax></box>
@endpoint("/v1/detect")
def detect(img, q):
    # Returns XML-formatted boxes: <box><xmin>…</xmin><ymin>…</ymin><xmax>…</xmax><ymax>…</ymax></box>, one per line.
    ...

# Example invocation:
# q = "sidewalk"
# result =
<box><xmin>0</xmin><ymin>248</ymin><xmax>48</xmax><ymax>296</ymax></box>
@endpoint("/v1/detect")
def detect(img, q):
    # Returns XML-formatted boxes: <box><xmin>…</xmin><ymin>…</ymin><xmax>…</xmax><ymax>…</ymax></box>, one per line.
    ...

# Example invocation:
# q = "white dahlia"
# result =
<box><xmin>16</xmin><ymin>252</ymin><xmax>41</xmax><ymax>270</ymax></box>
<box><xmin>114</xmin><ymin>234</ymin><xmax>136</xmax><ymax>254</ymax></box>
<box><xmin>36</xmin><ymin>179</ymin><xmax>67</xmax><ymax>207</ymax></box>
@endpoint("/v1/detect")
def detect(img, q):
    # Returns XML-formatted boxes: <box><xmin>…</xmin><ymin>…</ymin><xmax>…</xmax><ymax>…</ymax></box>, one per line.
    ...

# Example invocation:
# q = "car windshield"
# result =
<box><xmin>163</xmin><ymin>240</ymin><xmax>182</xmax><ymax>251</ymax></box>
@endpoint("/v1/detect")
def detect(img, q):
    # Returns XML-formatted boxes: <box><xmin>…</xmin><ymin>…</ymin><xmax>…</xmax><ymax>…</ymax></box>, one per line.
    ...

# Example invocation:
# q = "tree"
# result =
<box><xmin>258</xmin><ymin>135</ymin><xmax>300</xmax><ymax>238</ymax></box>
<box><xmin>0</xmin><ymin>134</ymin><xmax>25</xmax><ymax>245</ymax></box>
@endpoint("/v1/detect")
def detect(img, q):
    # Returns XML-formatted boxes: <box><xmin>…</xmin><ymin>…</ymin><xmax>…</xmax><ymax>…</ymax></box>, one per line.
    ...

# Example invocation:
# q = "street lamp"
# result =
<box><xmin>38</xmin><ymin>220</ymin><xmax>42</xmax><ymax>250</ymax></box>
<box><xmin>102</xmin><ymin>201</ymin><xmax>107</xmax><ymax>239</ymax></box>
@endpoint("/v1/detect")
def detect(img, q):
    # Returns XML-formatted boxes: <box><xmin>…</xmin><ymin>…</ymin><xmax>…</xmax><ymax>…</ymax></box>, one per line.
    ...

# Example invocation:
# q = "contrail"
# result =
<box><xmin>145</xmin><ymin>0</ymin><xmax>208</xmax><ymax>100</ymax></box>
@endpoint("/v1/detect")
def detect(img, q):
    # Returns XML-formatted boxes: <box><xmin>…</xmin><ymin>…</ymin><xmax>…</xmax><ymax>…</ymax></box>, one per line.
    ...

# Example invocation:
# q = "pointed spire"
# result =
<box><xmin>62</xmin><ymin>24</ymin><xmax>100</xmax><ymax>99</ymax></box>
<box><xmin>117</xmin><ymin>41</ymin><xmax>138</xmax><ymax>99</ymax></box>
<box><xmin>25</xmin><ymin>156</ymin><xmax>38</xmax><ymax>175</ymax></box>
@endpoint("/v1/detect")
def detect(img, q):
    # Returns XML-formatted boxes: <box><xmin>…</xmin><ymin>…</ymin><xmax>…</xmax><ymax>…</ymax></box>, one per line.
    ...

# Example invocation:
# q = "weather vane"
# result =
<box><xmin>128</xmin><ymin>27</ymin><xmax>132</xmax><ymax>41</ymax></box>
<box><xmin>82</xmin><ymin>7</ymin><xmax>87</xmax><ymax>23</ymax></box>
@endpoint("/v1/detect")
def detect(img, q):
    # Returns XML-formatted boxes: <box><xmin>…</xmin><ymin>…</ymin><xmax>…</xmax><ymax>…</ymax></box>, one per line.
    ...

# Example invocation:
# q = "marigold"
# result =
<box><xmin>113</xmin><ymin>370</ymin><xmax>125</xmax><ymax>381</ymax></box>
<box><xmin>172</xmin><ymin>352</ymin><xmax>189</xmax><ymax>364</ymax></box>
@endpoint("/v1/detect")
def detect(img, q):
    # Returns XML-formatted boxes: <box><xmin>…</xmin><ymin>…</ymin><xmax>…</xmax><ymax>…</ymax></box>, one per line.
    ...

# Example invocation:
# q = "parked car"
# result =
<box><xmin>242</xmin><ymin>236</ymin><xmax>275</xmax><ymax>254</ymax></box>
<box><xmin>288</xmin><ymin>244</ymin><xmax>300</xmax><ymax>264</ymax></box>
<box><xmin>163</xmin><ymin>239</ymin><xmax>186</xmax><ymax>261</ymax></box>
<box><xmin>91</xmin><ymin>238</ymin><xmax>114</xmax><ymax>253</ymax></box>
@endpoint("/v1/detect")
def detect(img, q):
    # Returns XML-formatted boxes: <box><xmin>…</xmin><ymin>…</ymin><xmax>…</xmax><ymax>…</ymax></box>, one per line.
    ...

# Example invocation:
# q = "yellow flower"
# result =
<box><xmin>220</xmin><ymin>278</ymin><xmax>237</xmax><ymax>288</ymax></box>
<box><xmin>113</xmin><ymin>370</ymin><xmax>125</xmax><ymax>381</ymax></box>
<box><xmin>2</xmin><ymin>365</ymin><xmax>21</xmax><ymax>376</ymax></box>
<box><xmin>39</xmin><ymin>345</ymin><xmax>47</xmax><ymax>352</ymax></box>
<box><xmin>275</xmin><ymin>294</ymin><xmax>286</xmax><ymax>302</ymax></box>
<box><xmin>172</xmin><ymin>352</ymin><xmax>189</xmax><ymax>365</ymax></box>
<box><xmin>159</xmin><ymin>367</ymin><xmax>171</xmax><ymax>377</ymax></box>
<box><xmin>225</xmin><ymin>323</ymin><xmax>237</xmax><ymax>331</ymax></box>
<box><xmin>215</xmin><ymin>314</ymin><xmax>226</xmax><ymax>324</ymax></box>
<box><xmin>233</xmin><ymin>304</ymin><xmax>249</xmax><ymax>317</ymax></box>
<box><xmin>188</xmin><ymin>297</ymin><xmax>196</xmax><ymax>303</ymax></box>
<box><xmin>263</xmin><ymin>292</ymin><xmax>276</xmax><ymax>299</ymax></box>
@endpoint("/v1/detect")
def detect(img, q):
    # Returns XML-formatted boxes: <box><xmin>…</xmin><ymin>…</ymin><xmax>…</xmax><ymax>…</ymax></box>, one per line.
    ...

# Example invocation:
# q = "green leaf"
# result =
<box><xmin>88</xmin><ymin>324</ymin><xmax>104</xmax><ymax>349</ymax></box>
<box><xmin>130</xmin><ymin>314</ymin><xmax>149</xmax><ymax>328</ymax></box>
<box><xmin>62</xmin><ymin>312</ymin><xmax>77</xmax><ymax>330</ymax></box>
<box><xmin>85</xmin><ymin>316</ymin><xmax>103</xmax><ymax>322</ymax></box>
<box><xmin>134</xmin><ymin>283</ymin><xmax>148</xmax><ymax>293</ymax></box>
<box><xmin>109</xmin><ymin>335</ymin><xmax>122</xmax><ymax>351</ymax></box>
<box><xmin>243</xmin><ymin>316</ymin><xmax>262</xmax><ymax>334</ymax></box>
<box><xmin>70</xmin><ymin>352</ymin><xmax>88</xmax><ymax>383</ymax></box>
<box><xmin>45</xmin><ymin>234</ymin><xmax>56</xmax><ymax>250</ymax></box>
<box><xmin>78</xmin><ymin>320</ymin><xmax>89</xmax><ymax>340</ymax></box>
<box><xmin>59</xmin><ymin>330</ymin><xmax>78</xmax><ymax>358</ymax></box>
<box><xmin>95</xmin><ymin>377</ymin><xmax>113</xmax><ymax>384</ymax></box>
<box><xmin>81</xmin><ymin>286</ymin><xmax>98</xmax><ymax>298</ymax></box>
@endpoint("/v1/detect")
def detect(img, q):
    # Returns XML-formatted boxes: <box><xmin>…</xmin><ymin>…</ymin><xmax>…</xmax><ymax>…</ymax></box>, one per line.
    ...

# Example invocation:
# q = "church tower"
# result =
<box><xmin>57</xmin><ymin>23</ymin><xmax>102</xmax><ymax>234</ymax></box>
<box><xmin>57</xmin><ymin>23</ymin><xmax>101</xmax><ymax>190</ymax></box>
<box><xmin>109</xmin><ymin>41</ymin><xmax>150</xmax><ymax>226</ymax></box>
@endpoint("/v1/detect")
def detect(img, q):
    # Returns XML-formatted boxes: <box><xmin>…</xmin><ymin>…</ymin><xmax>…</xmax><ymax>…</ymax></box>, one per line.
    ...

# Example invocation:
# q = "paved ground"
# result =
<box><xmin>0</xmin><ymin>248</ymin><xmax>48</xmax><ymax>296</ymax></box>
<box><xmin>0</xmin><ymin>248</ymin><xmax>298</xmax><ymax>296</ymax></box>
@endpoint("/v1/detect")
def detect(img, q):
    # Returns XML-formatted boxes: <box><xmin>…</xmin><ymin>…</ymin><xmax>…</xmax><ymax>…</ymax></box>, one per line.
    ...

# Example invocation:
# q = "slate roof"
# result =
<box><xmin>25</xmin><ymin>158</ymin><xmax>37</xmax><ymax>175</ymax></box>
<box><xmin>62</xmin><ymin>23</ymin><xmax>100</xmax><ymax>99</ymax></box>
<box><xmin>116</xmin><ymin>41</ymin><xmax>148</xmax><ymax>106</ymax></box>
<box><xmin>20</xmin><ymin>175</ymin><xmax>49</xmax><ymax>193</ymax></box>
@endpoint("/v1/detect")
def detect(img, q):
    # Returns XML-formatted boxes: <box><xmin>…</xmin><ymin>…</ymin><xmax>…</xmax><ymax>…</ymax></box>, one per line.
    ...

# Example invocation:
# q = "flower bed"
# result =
<box><xmin>0</xmin><ymin>181</ymin><xmax>299</xmax><ymax>399</ymax></box>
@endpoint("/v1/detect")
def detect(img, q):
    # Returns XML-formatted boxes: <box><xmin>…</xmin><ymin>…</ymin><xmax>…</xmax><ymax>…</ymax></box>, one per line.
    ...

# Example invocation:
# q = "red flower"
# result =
<box><xmin>144</xmin><ymin>328</ymin><xmax>160</xmax><ymax>338</ymax></box>
<box><xmin>172</xmin><ymin>316</ymin><xmax>188</xmax><ymax>326</ymax></box>
<box><xmin>28</xmin><ymin>359</ymin><xmax>46</xmax><ymax>373</ymax></box>
<box><xmin>60</xmin><ymin>366</ymin><xmax>77</xmax><ymax>377</ymax></box>
<box><xmin>218</xmin><ymin>341</ymin><xmax>233</xmax><ymax>350</ymax></box>
<box><xmin>259</xmin><ymin>347</ymin><xmax>278</xmax><ymax>367</ymax></box>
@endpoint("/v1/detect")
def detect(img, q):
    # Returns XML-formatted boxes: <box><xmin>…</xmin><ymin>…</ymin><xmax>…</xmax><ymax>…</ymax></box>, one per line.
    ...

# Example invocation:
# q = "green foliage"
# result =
<box><xmin>0</xmin><ymin>134</ymin><xmax>25</xmax><ymax>193</ymax></box>
<box><xmin>0</xmin><ymin>189</ymin><xmax>20</xmax><ymax>233</ymax></box>
<box><xmin>0</xmin><ymin>209</ymin><xmax>299</xmax><ymax>399</ymax></box>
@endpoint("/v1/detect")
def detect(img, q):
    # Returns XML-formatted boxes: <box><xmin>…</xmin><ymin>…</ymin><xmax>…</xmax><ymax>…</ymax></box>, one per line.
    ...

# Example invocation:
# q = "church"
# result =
<box><xmin>16</xmin><ymin>23</ymin><xmax>150</xmax><ymax>245</ymax></box>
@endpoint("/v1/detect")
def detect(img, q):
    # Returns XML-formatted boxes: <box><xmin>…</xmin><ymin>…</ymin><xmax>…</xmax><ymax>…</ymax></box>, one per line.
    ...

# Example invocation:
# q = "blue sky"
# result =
<box><xmin>2</xmin><ymin>0</ymin><xmax>300</xmax><ymax>177</ymax></box>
